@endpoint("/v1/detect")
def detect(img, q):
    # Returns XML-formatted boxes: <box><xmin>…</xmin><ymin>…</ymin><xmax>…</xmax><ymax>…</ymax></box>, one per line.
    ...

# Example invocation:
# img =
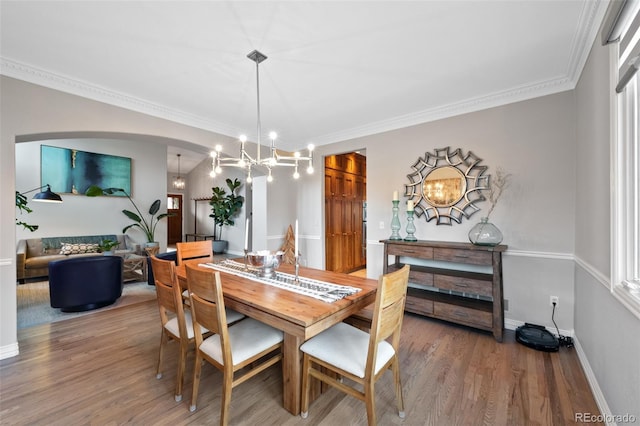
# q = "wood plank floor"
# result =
<box><xmin>0</xmin><ymin>299</ymin><xmax>602</xmax><ymax>425</ymax></box>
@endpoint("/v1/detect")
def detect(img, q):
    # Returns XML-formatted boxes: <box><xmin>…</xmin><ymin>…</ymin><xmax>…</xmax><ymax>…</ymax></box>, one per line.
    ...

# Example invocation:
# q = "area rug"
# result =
<box><xmin>17</xmin><ymin>280</ymin><xmax>157</xmax><ymax>329</ymax></box>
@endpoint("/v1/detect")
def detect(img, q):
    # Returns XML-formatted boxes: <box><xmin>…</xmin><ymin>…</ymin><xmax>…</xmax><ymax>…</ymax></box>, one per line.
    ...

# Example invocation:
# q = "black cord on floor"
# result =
<box><xmin>552</xmin><ymin>302</ymin><xmax>574</xmax><ymax>348</ymax></box>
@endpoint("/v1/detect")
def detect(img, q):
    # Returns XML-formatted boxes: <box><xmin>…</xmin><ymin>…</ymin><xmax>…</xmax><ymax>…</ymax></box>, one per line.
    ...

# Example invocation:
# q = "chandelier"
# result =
<box><xmin>209</xmin><ymin>50</ymin><xmax>314</xmax><ymax>183</ymax></box>
<box><xmin>172</xmin><ymin>153</ymin><xmax>186</xmax><ymax>190</ymax></box>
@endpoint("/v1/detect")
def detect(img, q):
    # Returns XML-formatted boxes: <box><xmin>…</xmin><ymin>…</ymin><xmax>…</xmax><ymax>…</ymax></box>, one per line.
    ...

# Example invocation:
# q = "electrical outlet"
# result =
<box><xmin>550</xmin><ymin>295</ymin><xmax>559</xmax><ymax>306</ymax></box>
<box><xmin>379</xmin><ymin>221</ymin><xmax>385</xmax><ymax>229</ymax></box>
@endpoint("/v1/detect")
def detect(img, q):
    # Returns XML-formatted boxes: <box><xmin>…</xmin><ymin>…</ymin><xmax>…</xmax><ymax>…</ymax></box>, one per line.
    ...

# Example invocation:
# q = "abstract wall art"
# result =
<box><xmin>41</xmin><ymin>145</ymin><xmax>131</xmax><ymax>196</ymax></box>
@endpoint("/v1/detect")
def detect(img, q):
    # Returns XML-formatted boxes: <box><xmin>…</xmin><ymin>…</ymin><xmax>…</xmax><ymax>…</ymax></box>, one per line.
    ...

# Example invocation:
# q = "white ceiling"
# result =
<box><xmin>1</xmin><ymin>1</ymin><xmax>608</xmax><ymax>173</ymax></box>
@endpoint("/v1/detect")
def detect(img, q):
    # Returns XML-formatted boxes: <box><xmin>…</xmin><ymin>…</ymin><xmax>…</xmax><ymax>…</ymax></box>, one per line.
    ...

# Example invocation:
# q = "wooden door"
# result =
<box><xmin>325</xmin><ymin>153</ymin><xmax>366</xmax><ymax>273</ymax></box>
<box><xmin>167</xmin><ymin>194</ymin><xmax>183</xmax><ymax>245</ymax></box>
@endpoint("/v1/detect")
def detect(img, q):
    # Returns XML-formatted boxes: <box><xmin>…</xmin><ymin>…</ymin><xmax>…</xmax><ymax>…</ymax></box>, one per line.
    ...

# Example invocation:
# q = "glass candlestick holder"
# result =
<box><xmin>404</xmin><ymin>210</ymin><xmax>417</xmax><ymax>242</ymax></box>
<box><xmin>389</xmin><ymin>200</ymin><xmax>402</xmax><ymax>240</ymax></box>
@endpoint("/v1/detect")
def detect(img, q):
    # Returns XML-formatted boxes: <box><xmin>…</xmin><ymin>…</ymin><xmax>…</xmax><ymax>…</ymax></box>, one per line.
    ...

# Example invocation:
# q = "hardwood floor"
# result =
<box><xmin>0</xmin><ymin>299</ymin><xmax>602</xmax><ymax>425</ymax></box>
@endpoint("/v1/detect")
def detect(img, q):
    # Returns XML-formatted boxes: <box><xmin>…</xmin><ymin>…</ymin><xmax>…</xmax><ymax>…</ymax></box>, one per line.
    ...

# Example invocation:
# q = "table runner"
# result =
<box><xmin>199</xmin><ymin>260</ymin><xmax>361</xmax><ymax>303</ymax></box>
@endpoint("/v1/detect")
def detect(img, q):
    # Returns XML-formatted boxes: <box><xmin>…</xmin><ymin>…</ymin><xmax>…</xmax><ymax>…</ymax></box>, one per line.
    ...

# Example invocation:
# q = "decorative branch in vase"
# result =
<box><xmin>469</xmin><ymin>167</ymin><xmax>512</xmax><ymax>246</ymax></box>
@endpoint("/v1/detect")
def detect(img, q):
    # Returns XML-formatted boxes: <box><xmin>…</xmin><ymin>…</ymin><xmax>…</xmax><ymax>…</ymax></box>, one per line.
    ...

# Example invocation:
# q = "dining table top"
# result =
<box><xmin>174</xmin><ymin>261</ymin><xmax>378</xmax><ymax>341</ymax></box>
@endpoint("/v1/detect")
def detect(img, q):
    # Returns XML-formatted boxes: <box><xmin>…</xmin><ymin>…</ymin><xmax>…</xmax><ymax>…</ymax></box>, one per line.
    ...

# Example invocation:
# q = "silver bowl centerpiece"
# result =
<box><xmin>247</xmin><ymin>250</ymin><xmax>284</xmax><ymax>278</ymax></box>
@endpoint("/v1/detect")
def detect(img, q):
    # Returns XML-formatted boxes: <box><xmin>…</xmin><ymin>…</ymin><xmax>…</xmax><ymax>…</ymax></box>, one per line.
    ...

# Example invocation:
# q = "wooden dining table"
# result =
<box><xmin>175</xmin><ymin>261</ymin><xmax>377</xmax><ymax>415</ymax></box>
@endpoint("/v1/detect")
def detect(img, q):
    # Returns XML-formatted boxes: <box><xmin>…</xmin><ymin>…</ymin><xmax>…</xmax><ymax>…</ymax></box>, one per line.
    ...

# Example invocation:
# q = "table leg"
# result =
<box><xmin>282</xmin><ymin>333</ymin><xmax>302</xmax><ymax>415</ymax></box>
<box><xmin>141</xmin><ymin>257</ymin><xmax>148</xmax><ymax>282</ymax></box>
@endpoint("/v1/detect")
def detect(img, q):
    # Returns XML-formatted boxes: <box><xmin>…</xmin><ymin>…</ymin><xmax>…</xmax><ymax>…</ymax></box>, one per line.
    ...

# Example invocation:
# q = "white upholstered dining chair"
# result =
<box><xmin>299</xmin><ymin>264</ymin><xmax>410</xmax><ymax>426</ymax></box>
<box><xmin>185</xmin><ymin>264</ymin><xmax>284</xmax><ymax>425</ymax></box>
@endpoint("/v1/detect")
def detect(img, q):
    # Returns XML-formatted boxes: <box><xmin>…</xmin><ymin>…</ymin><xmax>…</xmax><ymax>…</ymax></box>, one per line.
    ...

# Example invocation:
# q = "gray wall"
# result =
<box><xmin>301</xmin><ymin>91</ymin><xmax>578</xmax><ymax>334</ymax></box>
<box><xmin>574</xmin><ymin>35</ymin><xmax>640</xmax><ymax>419</ymax></box>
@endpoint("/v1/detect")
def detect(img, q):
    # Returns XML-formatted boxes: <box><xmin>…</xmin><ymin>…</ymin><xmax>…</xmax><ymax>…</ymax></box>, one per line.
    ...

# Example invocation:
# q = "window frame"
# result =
<box><xmin>611</xmin><ymin>41</ymin><xmax>640</xmax><ymax>320</ymax></box>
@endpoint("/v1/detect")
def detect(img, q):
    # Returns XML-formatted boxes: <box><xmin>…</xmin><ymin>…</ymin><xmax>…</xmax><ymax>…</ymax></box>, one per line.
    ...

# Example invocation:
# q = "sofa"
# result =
<box><xmin>49</xmin><ymin>255</ymin><xmax>124</xmax><ymax>312</ymax></box>
<box><xmin>17</xmin><ymin>234</ymin><xmax>134</xmax><ymax>282</ymax></box>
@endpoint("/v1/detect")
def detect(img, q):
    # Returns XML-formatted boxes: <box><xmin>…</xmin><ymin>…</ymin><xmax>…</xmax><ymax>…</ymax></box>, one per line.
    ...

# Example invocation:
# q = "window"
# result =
<box><xmin>607</xmin><ymin>0</ymin><xmax>640</xmax><ymax>317</ymax></box>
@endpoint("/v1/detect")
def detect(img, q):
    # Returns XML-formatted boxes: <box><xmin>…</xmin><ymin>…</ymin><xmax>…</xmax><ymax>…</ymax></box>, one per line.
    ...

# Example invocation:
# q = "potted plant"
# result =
<box><xmin>97</xmin><ymin>239</ymin><xmax>120</xmax><ymax>255</ymax></box>
<box><xmin>15</xmin><ymin>191</ymin><xmax>38</xmax><ymax>232</ymax></box>
<box><xmin>85</xmin><ymin>186</ymin><xmax>172</xmax><ymax>248</ymax></box>
<box><xmin>209</xmin><ymin>178</ymin><xmax>244</xmax><ymax>253</ymax></box>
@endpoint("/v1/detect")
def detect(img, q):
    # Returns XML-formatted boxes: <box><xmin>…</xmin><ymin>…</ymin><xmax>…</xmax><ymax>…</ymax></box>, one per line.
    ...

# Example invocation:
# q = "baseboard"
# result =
<box><xmin>0</xmin><ymin>342</ymin><xmax>19</xmax><ymax>360</ymax></box>
<box><xmin>573</xmin><ymin>336</ymin><xmax>615</xmax><ymax>426</ymax></box>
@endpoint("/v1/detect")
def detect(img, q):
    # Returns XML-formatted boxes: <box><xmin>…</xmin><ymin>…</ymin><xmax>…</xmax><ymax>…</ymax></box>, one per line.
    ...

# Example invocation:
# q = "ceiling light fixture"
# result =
<box><xmin>209</xmin><ymin>50</ymin><xmax>314</xmax><ymax>183</ymax></box>
<box><xmin>173</xmin><ymin>153</ymin><xmax>186</xmax><ymax>190</ymax></box>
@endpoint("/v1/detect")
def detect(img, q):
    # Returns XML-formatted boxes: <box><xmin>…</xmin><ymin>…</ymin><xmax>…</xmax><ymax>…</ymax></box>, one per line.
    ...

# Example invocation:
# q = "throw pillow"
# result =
<box><xmin>59</xmin><ymin>242</ymin><xmax>100</xmax><ymax>255</ymax></box>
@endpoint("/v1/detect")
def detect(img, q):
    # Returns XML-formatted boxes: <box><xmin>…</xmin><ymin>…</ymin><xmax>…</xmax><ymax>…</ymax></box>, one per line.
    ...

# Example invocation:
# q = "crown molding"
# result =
<box><xmin>310</xmin><ymin>75</ymin><xmax>575</xmax><ymax>146</ymax></box>
<box><xmin>0</xmin><ymin>58</ymin><xmax>241</xmax><ymax>139</ymax></box>
<box><xmin>0</xmin><ymin>57</ymin><xmax>573</xmax><ymax>147</ymax></box>
<box><xmin>1</xmin><ymin>0</ymin><xmax>605</xmax><ymax>148</ymax></box>
<box><xmin>312</xmin><ymin>0</ymin><xmax>607</xmax><ymax>146</ymax></box>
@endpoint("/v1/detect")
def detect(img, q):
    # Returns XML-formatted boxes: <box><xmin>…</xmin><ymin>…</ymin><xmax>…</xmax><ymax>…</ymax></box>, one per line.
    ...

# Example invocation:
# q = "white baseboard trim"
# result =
<box><xmin>0</xmin><ymin>342</ymin><xmax>19</xmax><ymax>360</ymax></box>
<box><xmin>573</xmin><ymin>336</ymin><xmax>615</xmax><ymax>426</ymax></box>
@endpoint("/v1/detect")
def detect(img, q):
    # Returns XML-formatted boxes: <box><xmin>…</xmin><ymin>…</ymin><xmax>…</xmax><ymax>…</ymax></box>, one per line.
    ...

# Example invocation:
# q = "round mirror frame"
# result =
<box><xmin>405</xmin><ymin>147</ymin><xmax>489</xmax><ymax>225</ymax></box>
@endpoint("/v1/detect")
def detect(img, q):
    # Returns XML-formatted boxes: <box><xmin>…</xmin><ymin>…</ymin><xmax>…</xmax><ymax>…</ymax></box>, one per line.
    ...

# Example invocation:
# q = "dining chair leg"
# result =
<box><xmin>156</xmin><ymin>331</ymin><xmax>167</xmax><ymax>379</ymax></box>
<box><xmin>175</xmin><ymin>340</ymin><xmax>188</xmax><ymax>402</ymax></box>
<box><xmin>189</xmin><ymin>352</ymin><xmax>203</xmax><ymax>412</ymax></box>
<box><xmin>392</xmin><ymin>359</ymin><xmax>405</xmax><ymax>418</ymax></box>
<box><xmin>220</xmin><ymin>371</ymin><xmax>234</xmax><ymax>426</ymax></box>
<box><xmin>300</xmin><ymin>354</ymin><xmax>311</xmax><ymax>418</ymax></box>
<box><xmin>365</xmin><ymin>379</ymin><xmax>377</xmax><ymax>426</ymax></box>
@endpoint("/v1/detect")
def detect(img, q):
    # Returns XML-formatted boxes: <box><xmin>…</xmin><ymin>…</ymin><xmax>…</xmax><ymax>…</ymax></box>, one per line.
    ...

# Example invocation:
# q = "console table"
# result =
<box><xmin>381</xmin><ymin>239</ymin><xmax>507</xmax><ymax>341</ymax></box>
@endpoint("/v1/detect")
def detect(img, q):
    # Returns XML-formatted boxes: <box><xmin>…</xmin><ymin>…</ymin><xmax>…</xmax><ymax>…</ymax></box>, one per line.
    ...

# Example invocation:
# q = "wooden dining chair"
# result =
<box><xmin>150</xmin><ymin>255</ymin><xmax>196</xmax><ymax>403</ymax></box>
<box><xmin>185</xmin><ymin>264</ymin><xmax>284</xmax><ymax>425</ymax></box>
<box><xmin>150</xmin><ymin>256</ymin><xmax>244</xmax><ymax>402</ymax></box>
<box><xmin>176</xmin><ymin>241</ymin><xmax>213</xmax><ymax>266</ymax></box>
<box><xmin>299</xmin><ymin>264</ymin><xmax>410</xmax><ymax>426</ymax></box>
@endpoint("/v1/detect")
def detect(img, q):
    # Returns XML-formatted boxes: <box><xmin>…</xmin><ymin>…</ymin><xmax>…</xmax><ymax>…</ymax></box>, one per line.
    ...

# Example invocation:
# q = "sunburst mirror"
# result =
<box><xmin>405</xmin><ymin>147</ymin><xmax>489</xmax><ymax>225</ymax></box>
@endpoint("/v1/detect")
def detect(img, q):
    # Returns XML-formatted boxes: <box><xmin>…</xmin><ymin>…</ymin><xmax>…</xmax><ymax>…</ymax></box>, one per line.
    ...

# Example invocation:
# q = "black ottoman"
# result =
<box><xmin>49</xmin><ymin>256</ymin><xmax>123</xmax><ymax>312</ymax></box>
